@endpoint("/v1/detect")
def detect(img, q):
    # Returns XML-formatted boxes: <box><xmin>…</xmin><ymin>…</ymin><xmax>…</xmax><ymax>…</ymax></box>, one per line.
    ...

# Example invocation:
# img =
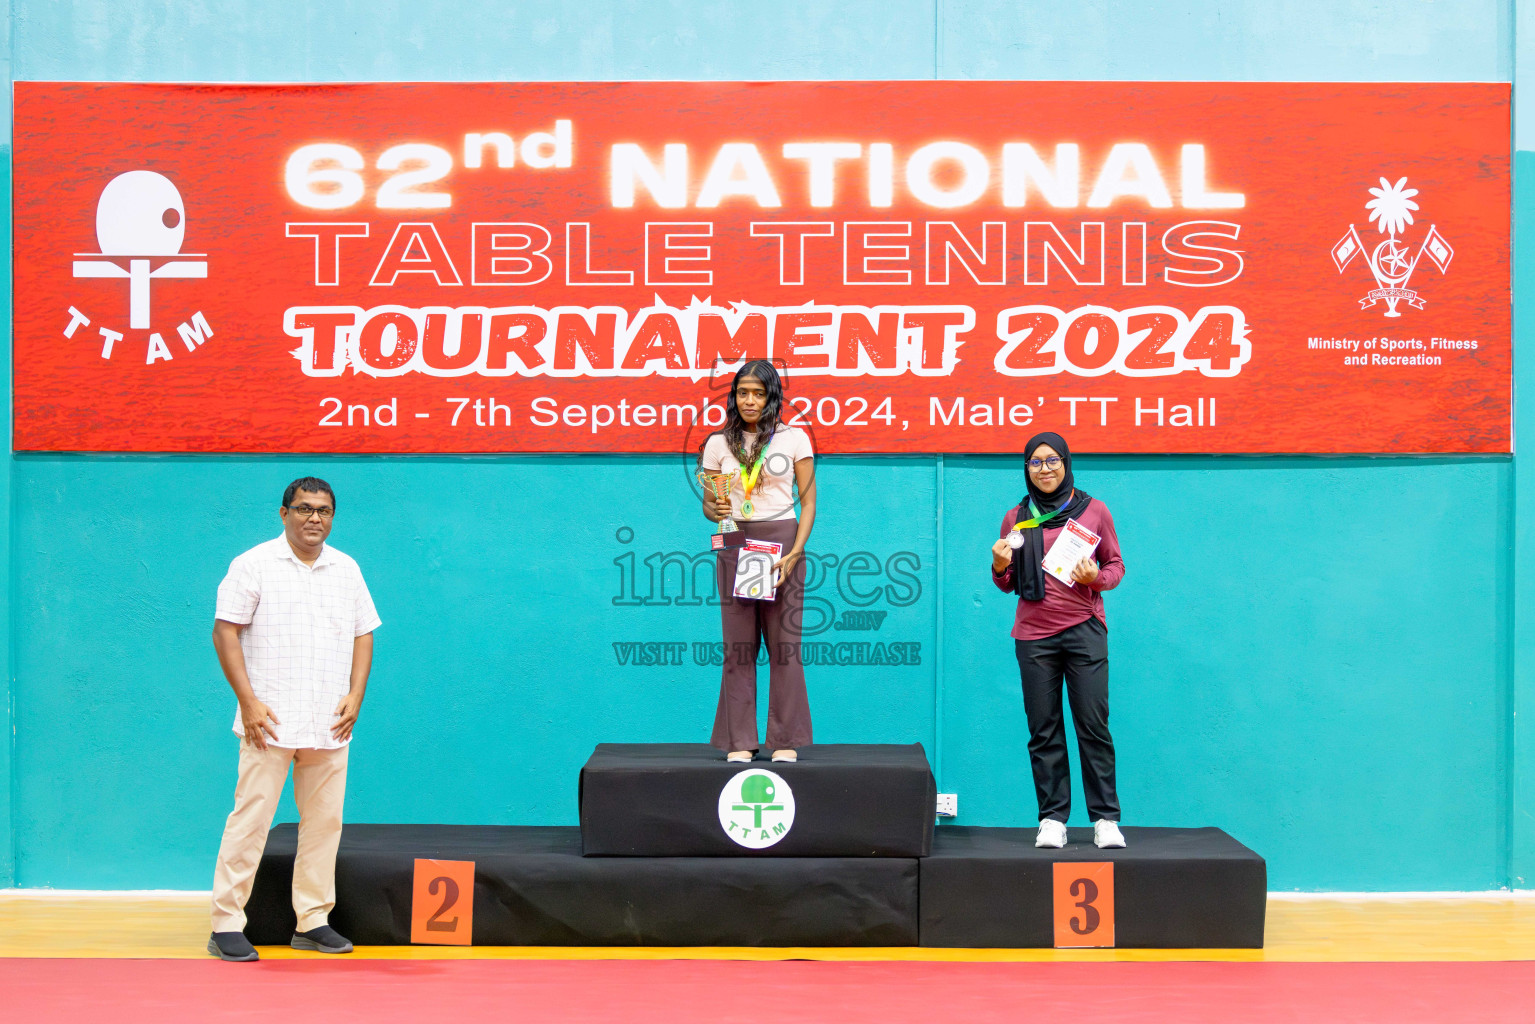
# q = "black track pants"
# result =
<box><xmin>1014</xmin><ymin>617</ymin><xmax>1119</xmax><ymax>823</ymax></box>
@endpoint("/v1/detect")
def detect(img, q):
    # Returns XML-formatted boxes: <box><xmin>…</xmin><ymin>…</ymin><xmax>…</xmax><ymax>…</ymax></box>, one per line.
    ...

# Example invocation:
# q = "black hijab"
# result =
<box><xmin>1012</xmin><ymin>431</ymin><xmax>1092</xmax><ymax>601</ymax></box>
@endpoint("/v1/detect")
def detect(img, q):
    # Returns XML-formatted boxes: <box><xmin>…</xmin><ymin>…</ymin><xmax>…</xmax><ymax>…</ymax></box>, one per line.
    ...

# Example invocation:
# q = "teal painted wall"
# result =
<box><xmin>2</xmin><ymin>0</ymin><xmax>1522</xmax><ymax>891</ymax></box>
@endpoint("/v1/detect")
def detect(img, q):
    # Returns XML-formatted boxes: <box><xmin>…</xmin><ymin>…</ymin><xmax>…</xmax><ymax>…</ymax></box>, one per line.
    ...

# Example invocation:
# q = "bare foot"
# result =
<box><xmin>771</xmin><ymin>749</ymin><xmax>797</xmax><ymax>762</ymax></box>
<box><xmin>727</xmin><ymin>750</ymin><xmax>752</xmax><ymax>762</ymax></box>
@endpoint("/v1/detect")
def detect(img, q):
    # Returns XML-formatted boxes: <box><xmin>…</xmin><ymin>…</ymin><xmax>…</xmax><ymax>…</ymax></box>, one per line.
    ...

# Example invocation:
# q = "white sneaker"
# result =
<box><xmin>1094</xmin><ymin>820</ymin><xmax>1126</xmax><ymax>848</ymax></box>
<box><xmin>1035</xmin><ymin>819</ymin><xmax>1068</xmax><ymax>848</ymax></box>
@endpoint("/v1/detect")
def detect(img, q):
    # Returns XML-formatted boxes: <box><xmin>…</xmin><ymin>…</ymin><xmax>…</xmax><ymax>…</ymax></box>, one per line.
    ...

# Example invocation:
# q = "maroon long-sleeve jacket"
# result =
<box><xmin>991</xmin><ymin>498</ymin><xmax>1126</xmax><ymax>641</ymax></box>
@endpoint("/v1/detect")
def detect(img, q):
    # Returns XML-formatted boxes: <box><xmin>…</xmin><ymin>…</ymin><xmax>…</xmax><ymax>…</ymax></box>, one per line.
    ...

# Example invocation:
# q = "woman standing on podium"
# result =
<box><xmin>989</xmin><ymin>431</ymin><xmax>1127</xmax><ymax>850</ymax></box>
<box><xmin>699</xmin><ymin>360</ymin><xmax>817</xmax><ymax>764</ymax></box>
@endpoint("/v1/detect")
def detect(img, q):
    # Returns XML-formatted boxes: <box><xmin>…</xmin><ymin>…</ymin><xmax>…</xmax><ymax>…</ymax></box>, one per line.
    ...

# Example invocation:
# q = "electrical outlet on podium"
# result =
<box><xmin>936</xmin><ymin>793</ymin><xmax>958</xmax><ymax>818</ymax></box>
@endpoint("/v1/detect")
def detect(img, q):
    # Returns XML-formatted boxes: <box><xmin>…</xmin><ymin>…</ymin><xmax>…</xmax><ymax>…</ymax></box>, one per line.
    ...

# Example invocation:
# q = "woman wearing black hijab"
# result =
<box><xmin>989</xmin><ymin>432</ymin><xmax>1127</xmax><ymax>850</ymax></box>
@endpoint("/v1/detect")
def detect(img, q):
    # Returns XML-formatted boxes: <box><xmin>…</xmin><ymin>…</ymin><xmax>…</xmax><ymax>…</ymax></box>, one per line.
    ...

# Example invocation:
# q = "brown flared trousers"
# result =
<box><xmin>710</xmin><ymin>518</ymin><xmax>813</xmax><ymax>752</ymax></box>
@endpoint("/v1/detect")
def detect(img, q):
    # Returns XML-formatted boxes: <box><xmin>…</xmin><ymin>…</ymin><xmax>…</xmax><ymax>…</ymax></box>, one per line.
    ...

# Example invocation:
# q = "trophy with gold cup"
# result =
<box><xmin>698</xmin><ymin>469</ymin><xmax>747</xmax><ymax>550</ymax></box>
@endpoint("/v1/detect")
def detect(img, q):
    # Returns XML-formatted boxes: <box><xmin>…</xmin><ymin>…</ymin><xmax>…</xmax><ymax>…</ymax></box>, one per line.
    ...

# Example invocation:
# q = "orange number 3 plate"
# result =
<box><xmin>1052</xmin><ymin>861</ymin><xmax>1115</xmax><ymax>947</ymax></box>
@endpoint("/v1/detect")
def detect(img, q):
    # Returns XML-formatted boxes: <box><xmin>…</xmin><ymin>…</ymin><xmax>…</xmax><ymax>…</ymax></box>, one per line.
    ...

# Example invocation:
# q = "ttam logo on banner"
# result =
<box><xmin>63</xmin><ymin>170</ymin><xmax>213</xmax><ymax>364</ymax></box>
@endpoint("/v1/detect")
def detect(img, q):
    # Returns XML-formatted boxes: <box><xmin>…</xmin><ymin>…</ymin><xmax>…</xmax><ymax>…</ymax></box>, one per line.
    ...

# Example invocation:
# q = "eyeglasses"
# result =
<box><xmin>285</xmin><ymin>504</ymin><xmax>335</xmax><ymax>520</ymax></box>
<box><xmin>1027</xmin><ymin>456</ymin><xmax>1064</xmax><ymax>470</ymax></box>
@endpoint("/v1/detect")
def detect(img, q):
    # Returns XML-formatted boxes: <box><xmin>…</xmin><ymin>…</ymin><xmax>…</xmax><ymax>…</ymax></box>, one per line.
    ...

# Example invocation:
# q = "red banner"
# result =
<box><xmin>12</xmin><ymin>82</ymin><xmax>1510</xmax><ymax>454</ymax></box>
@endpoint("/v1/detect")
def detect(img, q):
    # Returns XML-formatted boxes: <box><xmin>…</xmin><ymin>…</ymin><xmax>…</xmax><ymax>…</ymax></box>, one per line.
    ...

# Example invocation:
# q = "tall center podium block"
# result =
<box><xmin>579</xmin><ymin>743</ymin><xmax>937</xmax><ymax>856</ymax></box>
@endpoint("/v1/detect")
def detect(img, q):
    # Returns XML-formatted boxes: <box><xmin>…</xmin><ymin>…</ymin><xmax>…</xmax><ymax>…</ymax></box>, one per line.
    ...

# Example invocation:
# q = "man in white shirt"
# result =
<box><xmin>206</xmin><ymin>477</ymin><xmax>381</xmax><ymax>962</ymax></box>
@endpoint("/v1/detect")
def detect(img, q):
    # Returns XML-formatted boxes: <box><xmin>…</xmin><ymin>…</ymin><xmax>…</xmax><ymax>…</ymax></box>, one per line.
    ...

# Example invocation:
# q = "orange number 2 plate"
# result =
<box><xmin>411</xmin><ymin>858</ymin><xmax>475</xmax><ymax>945</ymax></box>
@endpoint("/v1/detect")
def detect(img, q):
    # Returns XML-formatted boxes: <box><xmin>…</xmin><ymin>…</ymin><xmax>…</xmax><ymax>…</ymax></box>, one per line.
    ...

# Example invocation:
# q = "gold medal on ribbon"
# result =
<box><xmin>737</xmin><ymin>444</ymin><xmax>767</xmax><ymax>520</ymax></box>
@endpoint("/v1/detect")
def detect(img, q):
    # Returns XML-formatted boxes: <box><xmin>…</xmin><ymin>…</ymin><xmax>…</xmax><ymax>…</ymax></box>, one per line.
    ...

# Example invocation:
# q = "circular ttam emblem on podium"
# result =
<box><xmin>718</xmin><ymin>768</ymin><xmax>796</xmax><ymax>849</ymax></box>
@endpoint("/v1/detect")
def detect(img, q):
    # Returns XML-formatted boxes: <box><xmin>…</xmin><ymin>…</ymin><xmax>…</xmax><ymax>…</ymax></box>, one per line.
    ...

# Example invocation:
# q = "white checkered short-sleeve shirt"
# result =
<box><xmin>216</xmin><ymin>536</ymin><xmax>382</xmax><ymax>749</ymax></box>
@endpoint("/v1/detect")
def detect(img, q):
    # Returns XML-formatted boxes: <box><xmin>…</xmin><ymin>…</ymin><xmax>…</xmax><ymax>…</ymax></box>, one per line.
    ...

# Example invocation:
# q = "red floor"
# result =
<box><xmin>2</xmin><ymin>959</ymin><xmax>1531</xmax><ymax>1023</ymax></box>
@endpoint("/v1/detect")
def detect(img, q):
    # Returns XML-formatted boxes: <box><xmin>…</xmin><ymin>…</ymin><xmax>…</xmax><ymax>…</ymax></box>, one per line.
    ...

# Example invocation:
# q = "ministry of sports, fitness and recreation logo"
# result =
<box><xmin>717</xmin><ymin>768</ymin><xmax>795</xmax><ymax>849</ymax></box>
<box><xmin>1330</xmin><ymin>176</ymin><xmax>1454</xmax><ymax>318</ymax></box>
<box><xmin>63</xmin><ymin>170</ymin><xmax>213</xmax><ymax>364</ymax></box>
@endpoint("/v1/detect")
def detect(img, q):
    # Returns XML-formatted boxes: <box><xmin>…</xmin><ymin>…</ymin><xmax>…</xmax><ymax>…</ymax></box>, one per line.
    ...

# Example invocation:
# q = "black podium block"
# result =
<box><xmin>919</xmin><ymin>826</ymin><xmax>1266</xmax><ymax>948</ymax></box>
<box><xmin>245</xmin><ymin>823</ymin><xmax>919</xmax><ymax>947</ymax></box>
<box><xmin>579</xmin><ymin>743</ymin><xmax>936</xmax><ymax>857</ymax></box>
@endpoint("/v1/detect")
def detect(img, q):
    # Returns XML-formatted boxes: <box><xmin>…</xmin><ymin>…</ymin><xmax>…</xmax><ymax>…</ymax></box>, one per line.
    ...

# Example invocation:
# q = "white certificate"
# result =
<box><xmin>733</xmin><ymin>540</ymin><xmax>783</xmax><ymax>600</ymax></box>
<box><xmin>1042</xmin><ymin>518</ymin><xmax>1101</xmax><ymax>587</ymax></box>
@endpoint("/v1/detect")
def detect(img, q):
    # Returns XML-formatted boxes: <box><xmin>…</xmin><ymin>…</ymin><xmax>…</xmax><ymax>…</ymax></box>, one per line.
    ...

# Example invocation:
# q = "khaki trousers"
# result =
<box><xmin>210</xmin><ymin>742</ymin><xmax>349</xmax><ymax>933</ymax></box>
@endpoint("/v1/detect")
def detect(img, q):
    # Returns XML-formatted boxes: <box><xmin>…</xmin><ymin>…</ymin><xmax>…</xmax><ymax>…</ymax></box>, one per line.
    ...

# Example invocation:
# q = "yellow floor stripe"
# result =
<box><xmin>2</xmin><ymin>892</ymin><xmax>1533</xmax><ymax>962</ymax></box>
